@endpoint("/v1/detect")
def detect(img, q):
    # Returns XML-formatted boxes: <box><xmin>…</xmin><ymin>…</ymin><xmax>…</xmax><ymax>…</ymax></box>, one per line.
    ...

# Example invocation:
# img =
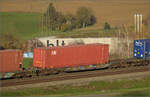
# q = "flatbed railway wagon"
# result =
<box><xmin>33</xmin><ymin>44</ymin><xmax>109</xmax><ymax>74</ymax></box>
<box><xmin>0</xmin><ymin>50</ymin><xmax>23</xmax><ymax>78</ymax></box>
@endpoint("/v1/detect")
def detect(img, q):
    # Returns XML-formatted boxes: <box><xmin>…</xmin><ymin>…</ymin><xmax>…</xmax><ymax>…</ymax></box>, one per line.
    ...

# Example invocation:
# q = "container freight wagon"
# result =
<box><xmin>0</xmin><ymin>50</ymin><xmax>23</xmax><ymax>78</ymax></box>
<box><xmin>133</xmin><ymin>39</ymin><xmax>150</xmax><ymax>59</ymax></box>
<box><xmin>33</xmin><ymin>44</ymin><xmax>109</xmax><ymax>71</ymax></box>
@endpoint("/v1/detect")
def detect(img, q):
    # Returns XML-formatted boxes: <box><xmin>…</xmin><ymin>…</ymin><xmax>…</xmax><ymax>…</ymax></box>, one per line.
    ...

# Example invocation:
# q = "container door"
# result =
<box><xmin>33</xmin><ymin>49</ymin><xmax>45</xmax><ymax>69</ymax></box>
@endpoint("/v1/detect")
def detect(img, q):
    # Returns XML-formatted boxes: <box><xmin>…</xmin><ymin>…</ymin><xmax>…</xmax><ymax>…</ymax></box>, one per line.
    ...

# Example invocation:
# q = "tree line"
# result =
<box><xmin>0</xmin><ymin>32</ymin><xmax>25</xmax><ymax>50</ymax></box>
<box><xmin>41</xmin><ymin>3</ymin><xmax>96</xmax><ymax>32</ymax></box>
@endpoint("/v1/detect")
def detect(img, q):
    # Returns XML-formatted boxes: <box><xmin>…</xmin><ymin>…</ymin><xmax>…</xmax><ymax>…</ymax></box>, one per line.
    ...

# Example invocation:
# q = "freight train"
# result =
<box><xmin>0</xmin><ymin>39</ymin><xmax>150</xmax><ymax>79</ymax></box>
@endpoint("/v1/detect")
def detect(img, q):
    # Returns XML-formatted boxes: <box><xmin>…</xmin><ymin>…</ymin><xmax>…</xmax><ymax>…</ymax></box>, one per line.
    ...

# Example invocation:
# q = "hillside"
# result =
<box><xmin>0</xmin><ymin>0</ymin><xmax>150</xmax><ymax>30</ymax></box>
<box><xmin>0</xmin><ymin>12</ymin><xmax>40</xmax><ymax>40</ymax></box>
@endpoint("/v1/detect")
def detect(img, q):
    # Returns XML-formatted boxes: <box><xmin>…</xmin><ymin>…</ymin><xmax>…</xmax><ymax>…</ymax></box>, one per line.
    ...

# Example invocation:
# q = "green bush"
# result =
<box><xmin>23</xmin><ymin>58</ymin><xmax>33</xmax><ymax>68</ymax></box>
<box><xmin>104</xmin><ymin>22</ymin><xmax>111</xmax><ymax>30</ymax></box>
<box><xmin>0</xmin><ymin>32</ymin><xmax>25</xmax><ymax>49</ymax></box>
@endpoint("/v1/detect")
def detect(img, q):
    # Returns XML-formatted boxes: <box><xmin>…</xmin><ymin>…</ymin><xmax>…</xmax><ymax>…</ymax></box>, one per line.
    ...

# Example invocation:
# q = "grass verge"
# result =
<box><xmin>116</xmin><ymin>88</ymin><xmax>150</xmax><ymax>97</ymax></box>
<box><xmin>1</xmin><ymin>77</ymin><xmax>150</xmax><ymax>96</ymax></box>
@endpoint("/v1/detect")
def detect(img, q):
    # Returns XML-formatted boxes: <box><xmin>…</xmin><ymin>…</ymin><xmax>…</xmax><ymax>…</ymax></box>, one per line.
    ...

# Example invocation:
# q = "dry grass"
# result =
<box><xmin>0</xmin><ymin>0</ymin><xmax>150</xmax><ymax>29</ymax></box>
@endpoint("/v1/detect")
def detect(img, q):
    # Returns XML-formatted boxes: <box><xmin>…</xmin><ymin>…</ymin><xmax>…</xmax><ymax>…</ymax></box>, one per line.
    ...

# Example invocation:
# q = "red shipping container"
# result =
<box><xmin>0</xmin><ymin>50</ymin><xmax>23</xmax><ymax>73</ymax></box>
<box><xmin>33</xmin><ymin>44</ymin><xmax>109</xmax><ymax>69</ymax></box>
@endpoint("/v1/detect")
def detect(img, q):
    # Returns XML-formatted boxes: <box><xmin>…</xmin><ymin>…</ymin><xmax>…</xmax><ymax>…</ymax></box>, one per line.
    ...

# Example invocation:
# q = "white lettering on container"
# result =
<box><xmin>52</xmin><ymin>50</ymin><xmax>56</xmax><ymax>55</ymax></box>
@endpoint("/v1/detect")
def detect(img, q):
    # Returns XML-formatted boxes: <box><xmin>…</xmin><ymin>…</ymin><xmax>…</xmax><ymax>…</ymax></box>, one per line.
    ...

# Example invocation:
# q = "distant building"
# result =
<box><xmin>23</xmin><ymin>52</ymin><xmax>33</xmax><ymax>58</ymax></box>
<box><xmin>37</xmin><ymin>37</ymin><xmax>119</xmax><ymax>54</ymax></box>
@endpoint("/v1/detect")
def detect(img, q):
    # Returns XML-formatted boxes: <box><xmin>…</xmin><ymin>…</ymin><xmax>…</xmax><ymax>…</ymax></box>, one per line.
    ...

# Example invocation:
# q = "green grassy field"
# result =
<box><xmin>0</xmin><ymin>12</ymin><xmax>119</xmax><ymax>40</ymax></box>
<box><xmin>1</xmin><ymin>0</ymin><xmax>150</xmax><ymax>29</ymax></box>
<box><xmin>22</xmin><ymin>58</ymin><xmax>33</xmax><ymax>68</ymax></box>
<box><xmin>35</xmin><ymin>28</ymin><xmax>118</xmax><ymax>38</ymax></box>
<box><xmin>1</xmin><ymin>77</ymin><xmax>150</xmax><ymax>96</ymax></box>
<box><xmin>0</xmin><ymin>12</ymin><xmax>41</xmax><ymax>40</ymax></box>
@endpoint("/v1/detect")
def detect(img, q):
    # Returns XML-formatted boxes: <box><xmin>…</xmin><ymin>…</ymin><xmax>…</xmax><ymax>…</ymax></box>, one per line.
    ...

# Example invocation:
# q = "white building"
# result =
<box><xmin>37</xmin><ymin>37</ymin><xmax>119</xmax><ymax>54</ymax></box>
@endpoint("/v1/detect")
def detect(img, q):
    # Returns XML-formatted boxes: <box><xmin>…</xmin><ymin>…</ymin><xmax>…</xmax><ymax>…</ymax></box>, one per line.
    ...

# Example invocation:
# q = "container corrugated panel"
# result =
<box><xmin>0</xmin><ymin>50</ymin><xmax>23</xmax><ymax>72</ymax></box>
<box><xmin>133</xmin><ymin>39</ymin><xmax>150</xmax><ymax>59</ymax></box>
<box><xmin>33</xmin><ymin>44</ymin><xmax>109</xmax><ymax>69</ymax></box>
<box><xmin>145</xmin><ymin>39</ymin><xmax>150</xmax><ymax>58</ymax></box>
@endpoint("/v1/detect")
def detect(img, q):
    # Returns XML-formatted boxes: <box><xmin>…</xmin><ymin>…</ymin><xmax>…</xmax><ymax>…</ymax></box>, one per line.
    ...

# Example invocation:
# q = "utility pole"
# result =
<box><xmin>124</xmin><ymin>24</ymin><xmax>130</xmax><ymax>59</ymax></box>
<box><xmin>118</xmin><ymin>27</ymin><xmax>121</xmax><ymax>59</ymax></box>
<box><xmin>0</xmin><ymin>1</ymin><xmax>1</xmax><ymax>50</ymax></box>
<box><xmin>134</xmin><ymin>14</ymin><xmax>143</xmax><ymax>39</ymax></box>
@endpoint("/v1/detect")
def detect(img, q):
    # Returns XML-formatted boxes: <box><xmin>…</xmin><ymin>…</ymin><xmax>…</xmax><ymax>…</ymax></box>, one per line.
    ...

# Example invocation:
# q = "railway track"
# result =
<box><xmin>1</xmin><ymin>65</ymin><xmax>149</xmax><ymax>87</ymax></box>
